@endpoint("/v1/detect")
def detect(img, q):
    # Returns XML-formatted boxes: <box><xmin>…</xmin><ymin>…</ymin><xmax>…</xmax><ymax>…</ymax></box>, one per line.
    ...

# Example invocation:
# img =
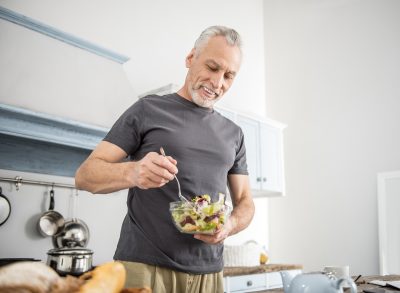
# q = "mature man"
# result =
<box><xmin>75</xmin><ymin>25</ymin><xmax>255</xmax><ymax>293</ymax></box>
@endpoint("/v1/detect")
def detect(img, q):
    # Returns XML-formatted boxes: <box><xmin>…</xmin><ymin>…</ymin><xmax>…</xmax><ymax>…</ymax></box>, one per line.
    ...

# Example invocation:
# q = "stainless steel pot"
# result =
<box><xmin>37</xmin><ymin>189</ymin><xmax>65</xmax><ymax>237</ymax></box>
<box><xmin>47</xmin><ymin>247</ymin><xmax>93</xmax><ymax>276</ymax></box>
<box><xmin>52</xmin><ymin>218</ymin><xmax>90</xmax><ymax>248</ymax></box>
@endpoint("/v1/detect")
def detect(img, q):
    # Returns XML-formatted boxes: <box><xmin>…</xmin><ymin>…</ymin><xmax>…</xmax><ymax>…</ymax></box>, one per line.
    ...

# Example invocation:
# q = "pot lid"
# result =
<box><xmin>47</xmin><ymin>247</ymin><xmax>93</xmax><ymax>255</ymax></box>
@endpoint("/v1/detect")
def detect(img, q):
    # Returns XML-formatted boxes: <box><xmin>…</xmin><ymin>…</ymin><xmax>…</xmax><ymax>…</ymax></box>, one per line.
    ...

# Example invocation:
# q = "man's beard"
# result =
<box><xmin>190</xmin><ymin>86</ymin><xmax>222</xmax><ymax>108</ymax></box>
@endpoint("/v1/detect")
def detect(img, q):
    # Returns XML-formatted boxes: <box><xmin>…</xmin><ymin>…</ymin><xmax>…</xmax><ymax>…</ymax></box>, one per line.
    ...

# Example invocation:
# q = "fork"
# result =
<box><xmin>159</xmin><ymin>147</ymin><xmax>191</xmax><ymax>204</ymax></box>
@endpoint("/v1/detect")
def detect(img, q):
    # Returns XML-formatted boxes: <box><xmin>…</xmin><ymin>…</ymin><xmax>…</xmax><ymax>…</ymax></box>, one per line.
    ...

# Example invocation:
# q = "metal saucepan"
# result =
<box><xmin>37</xmin><ymin>188</ymin><xmax>65</xmax><ymax>237</ymax></box>
<box><xmin>52</xmin><ymin>190</ymin><xmax>90</xmax><ymax>248</ymax></box>
<box><xmin>0</xmin><ymin>187</ymin><xmax>11</xmax><ymax>226</ymax></box>
<box><xmin>52</xmin><ymin>217</ymin><xmax>90</xmax><ymax>248</ymax></box>
<box><xmin>47</xmin><ymin>247</ymin><xmax>93</xmax><ymax>276</ymax></box>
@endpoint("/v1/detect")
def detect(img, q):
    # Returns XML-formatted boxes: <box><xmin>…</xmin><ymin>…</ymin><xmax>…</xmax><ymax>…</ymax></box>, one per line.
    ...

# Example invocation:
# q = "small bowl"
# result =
<box><xmin>169</xmin><ymin>198</ymin><xmax>231</xmax><ymax>234</ymax></box>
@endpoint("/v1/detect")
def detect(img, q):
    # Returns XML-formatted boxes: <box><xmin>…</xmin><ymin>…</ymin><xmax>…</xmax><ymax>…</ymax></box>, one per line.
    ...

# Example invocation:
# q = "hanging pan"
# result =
<box><xmin>37</xmin><ymin>187</ymin><xmax>65</xmax><ymax>237</ymax></box>
<box><xmin>0</xmin><ymin>187</ymin><xmax>11</xmax><ymax>226</ymax></box>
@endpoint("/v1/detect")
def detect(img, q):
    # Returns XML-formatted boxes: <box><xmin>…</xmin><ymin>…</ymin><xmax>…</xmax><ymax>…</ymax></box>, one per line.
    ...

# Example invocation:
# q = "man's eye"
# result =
<box><xmin>207</xmin><ymin>65</ymin><xmax>218</xmax><ymax>72</ymax></box>
<box><xmin>225</xmin><ymin>73</ymin><xmax>234</xmax><ymax>80</ymax></box>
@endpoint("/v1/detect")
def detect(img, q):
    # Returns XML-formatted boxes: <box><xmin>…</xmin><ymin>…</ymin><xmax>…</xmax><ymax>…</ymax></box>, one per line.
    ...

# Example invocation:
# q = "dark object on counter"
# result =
<box><xmin>47</xmin><ymin>247</ymin><xmax>93</xmax><ymax>276</ymax></box>
<box><xmin>52</xmin><ymin>217</ymin><xmax>90</xmax><ymax>248</ymax></box>
<box><xmin>354</xmin><ymin>274</ymin><xmax>362</xmax><ymax>283</ymax></box>
<box><xmin>0</xmin><ymin>258</ymin><xmax>41</xmax><ymax>267</ymax></box>
<box><xmin>37</xmin><ymin>188</ymin><xmax>65</xmax><ymax>237</ymax></box>
<box><xmin>0</xmin><ymin>187</ymin><xmax>11</xmax><ymax>226</ymax></box>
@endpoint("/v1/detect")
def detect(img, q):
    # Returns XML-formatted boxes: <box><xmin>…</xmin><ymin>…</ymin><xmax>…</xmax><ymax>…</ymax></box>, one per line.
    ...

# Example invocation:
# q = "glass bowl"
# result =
<box><xmin>169</xmin><ymin>195</ymin><xmax>231</xmax><ymax>234</ymax></box>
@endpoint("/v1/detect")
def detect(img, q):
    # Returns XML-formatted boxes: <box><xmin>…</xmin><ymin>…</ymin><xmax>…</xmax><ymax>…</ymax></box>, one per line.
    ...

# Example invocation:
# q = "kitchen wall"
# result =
<box><xmin>0</xmin><ymin>169</ymin><xmax>127</xmax><ymax>265</ymax></box>
<box><xmin>0</xmin><ymin>0</ymin><xmax>267</xmax><ymax>121</ymax></box>
<box><xmin>264</xmin><ymin>0</ymin><xmax>400</xmax><ymax>275</ymax></box>
<box><xmin>0</xmin><ymin>1</ymin><xmax>269</xmax><ymax>262</ymax></box>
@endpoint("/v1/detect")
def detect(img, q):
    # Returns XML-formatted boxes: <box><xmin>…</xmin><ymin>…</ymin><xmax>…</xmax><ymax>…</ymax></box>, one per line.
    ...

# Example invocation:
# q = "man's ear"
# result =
<box><xmin>185</xmin><ymin>48</ymin><xmax>196</xmax><ymax>68</ymax></box>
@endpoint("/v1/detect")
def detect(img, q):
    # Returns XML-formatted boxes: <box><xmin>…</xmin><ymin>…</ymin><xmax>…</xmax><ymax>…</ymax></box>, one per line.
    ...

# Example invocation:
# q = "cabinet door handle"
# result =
<box><xmin>247</xmin><ymin>280</ymin><xmax>253</xmax><ymax>286</ymax></box>
<box><xmin>263</xmin><ymin>177</ymin><xmax>267</xmax><ymax>182</ymax></box>
<box><xmin>256</xmin><ymin>177</ymin><xmax>261</xmax><ymax>182</ymax></box>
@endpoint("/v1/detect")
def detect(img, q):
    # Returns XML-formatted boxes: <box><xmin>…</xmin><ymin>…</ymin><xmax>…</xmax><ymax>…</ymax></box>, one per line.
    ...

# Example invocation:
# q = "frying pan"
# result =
<box><xmin>37</xmin><ymin>188</ymin><xmax>65</xmax><ymax>237</ymax></box>
<box><xmin>0</xmin><ymin>187</ymin><xmax>11</xmax><ymax>226</ymax></box>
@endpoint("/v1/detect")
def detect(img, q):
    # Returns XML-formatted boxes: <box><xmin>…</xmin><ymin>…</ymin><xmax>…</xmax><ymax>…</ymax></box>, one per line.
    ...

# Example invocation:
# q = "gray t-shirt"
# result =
<box><xmin>105</xmin><ymin>93</ymin><xmax>248</xmax><ymax>274</ymax></box>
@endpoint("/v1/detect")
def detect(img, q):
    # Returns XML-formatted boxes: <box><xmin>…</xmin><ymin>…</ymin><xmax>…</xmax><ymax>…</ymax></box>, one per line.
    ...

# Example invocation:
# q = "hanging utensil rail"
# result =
<box><xmin>0</xmin><ymin>176</ymin><xmax>75</xmax><ymax>190</ymax></box>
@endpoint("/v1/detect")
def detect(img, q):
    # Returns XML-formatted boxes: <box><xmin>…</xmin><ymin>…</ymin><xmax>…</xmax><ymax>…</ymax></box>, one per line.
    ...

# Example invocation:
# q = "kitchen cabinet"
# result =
<box><xmin>259</xmin><ymin>122</ymin><xmax>284</xmax><ymax>193</ymax></box>
<box><xmin>216</xmin><ymin>106</ymin><xmax>286</xmax><ymax>196</ymax></box>
<box><xmin>220</xmin><ymin>108</ymin><xmax>286</xmax><ymax>197</ymax></box>
<box><xmin>224</xmin><ymin>272</ymin><xmax>282</xmax><ymax>292</ymax></box>
<box><xmin>235</xmin><ymin>116</ymin><xmax>260</xmax><ymax>190</ymax></box>
<box><xmin>223</xmin><ymin>266</ymin><xmax>302</xmax><ymax>293</ymax></box>
<box><xmin>0</xmin><ymin>103</ymin><xmax>107</xmax><ymax>177</ymax></box>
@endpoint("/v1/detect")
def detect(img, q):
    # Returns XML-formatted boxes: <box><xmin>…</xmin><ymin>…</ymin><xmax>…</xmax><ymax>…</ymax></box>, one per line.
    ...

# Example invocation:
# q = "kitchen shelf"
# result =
<box><xmin>0</xmin><ymin>103</ymin><xmax>108</xmax><ymax>177</ymax></box>
<box><xmin>0</xmin><ymin>103</ymin><xmax>108</xmax><ymax>150</ymax></box>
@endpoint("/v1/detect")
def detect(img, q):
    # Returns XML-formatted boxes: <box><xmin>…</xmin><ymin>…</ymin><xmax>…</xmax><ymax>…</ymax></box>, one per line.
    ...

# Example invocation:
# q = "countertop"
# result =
<box><xmin>223</xmin><ymin>264</ymin><xmax>303</xmax><ymax>277</ymax></box>
<box><xmin>262</xmin><ymin>274</ymin><xmax>400</xmax><ymax>292</ymax></box>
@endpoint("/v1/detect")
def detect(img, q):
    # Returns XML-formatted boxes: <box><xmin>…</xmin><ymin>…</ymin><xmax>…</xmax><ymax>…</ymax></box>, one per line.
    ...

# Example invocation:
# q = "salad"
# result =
<box><xmin>170</xmin><ymin>193</ymin><xmax>230</xmax><ymax>234</ymax></box>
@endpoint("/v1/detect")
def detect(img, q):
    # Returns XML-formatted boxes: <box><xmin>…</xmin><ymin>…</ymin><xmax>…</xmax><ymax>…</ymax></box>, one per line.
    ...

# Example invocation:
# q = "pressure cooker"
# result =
<box><xmin>47</xmin><ymin>247</ymin><xmax>93</xmax><ymax>276</ymax></box>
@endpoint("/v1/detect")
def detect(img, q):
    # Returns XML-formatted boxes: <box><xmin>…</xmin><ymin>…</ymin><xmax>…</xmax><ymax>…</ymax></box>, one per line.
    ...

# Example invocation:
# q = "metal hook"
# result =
<box><xmin>15</xmin><ymin>176</ymin><xmax>22</xmax><ymax>191</ymax></box>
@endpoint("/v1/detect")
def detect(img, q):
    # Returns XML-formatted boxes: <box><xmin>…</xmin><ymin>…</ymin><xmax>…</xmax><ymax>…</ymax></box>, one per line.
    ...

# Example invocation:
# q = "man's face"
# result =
<box><xmin>185</xmin><ymin>36</ymin><xmax>242</xmax><ymax>108</ymax></box>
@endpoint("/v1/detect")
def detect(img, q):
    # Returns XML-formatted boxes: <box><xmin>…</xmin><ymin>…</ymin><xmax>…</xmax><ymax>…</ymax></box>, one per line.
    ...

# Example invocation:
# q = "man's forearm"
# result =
<box><xmin>75</xmin><ymin>157</ymin><xmax>136</xmax><ymax>194</ymax></box>
<box><xmin>228</xmin><ymin>195</ymin><xmax>255</xmax><ymax>236</ymax></box>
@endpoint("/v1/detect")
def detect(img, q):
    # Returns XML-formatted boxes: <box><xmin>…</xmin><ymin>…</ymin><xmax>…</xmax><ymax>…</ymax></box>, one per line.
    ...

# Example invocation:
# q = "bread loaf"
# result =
<box><xmin>79</xmin><ymin>261</ymin><xmax>126</xmax><ymax>293</ymax></box>
<box><xmin>0</xmin><ymin>261</ymin><xmax>150</xmax><ymax>293</ymax></box>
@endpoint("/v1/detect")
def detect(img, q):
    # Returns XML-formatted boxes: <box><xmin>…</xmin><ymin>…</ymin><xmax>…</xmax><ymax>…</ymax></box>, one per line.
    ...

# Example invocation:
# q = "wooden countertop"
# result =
<box><xmin>223</xmin><ymin>264</ymin><xmax>303</xmax><ymax>277</ymax></box>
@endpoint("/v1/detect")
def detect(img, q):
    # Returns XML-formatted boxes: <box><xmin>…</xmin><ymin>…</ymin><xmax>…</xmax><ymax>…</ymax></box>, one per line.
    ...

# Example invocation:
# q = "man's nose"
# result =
<box><xmin>210</xmin><ymin>72</ymin><xmax>224</xmax><ymax>90</ymax></box>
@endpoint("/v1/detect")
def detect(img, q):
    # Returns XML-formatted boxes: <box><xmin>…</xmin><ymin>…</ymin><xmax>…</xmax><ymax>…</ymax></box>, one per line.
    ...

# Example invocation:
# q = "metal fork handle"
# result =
<box><xmin>159</xmin><ymin>147</ymin><xmax>190</xmax><ymax>203</ymax></box>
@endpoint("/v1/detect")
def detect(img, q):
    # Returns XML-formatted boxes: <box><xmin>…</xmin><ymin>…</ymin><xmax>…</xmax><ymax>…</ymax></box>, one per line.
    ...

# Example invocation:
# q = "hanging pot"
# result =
<box><xmin>52</xmin><ymin>217</ymin><xmax>90</xmax><ymax>248</ymax></box>
<box><xmin>37</xmin><ymin>188</ymin><xmax>65</xmax><ymax>237</ymax></box>
<box><xmin>52</xmin><ymin>190</ymin><xmax>90</xmax><ymax>248</ymax></box>
<box><xmin>0</xmin><ymin>187</ymin><xmax>11</xmax><ymax>226</ymax></box>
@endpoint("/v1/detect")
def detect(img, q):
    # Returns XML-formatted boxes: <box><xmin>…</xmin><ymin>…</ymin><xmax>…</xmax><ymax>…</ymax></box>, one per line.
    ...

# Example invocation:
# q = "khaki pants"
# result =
<box><xmin>119</xmin><ymin>261</ymin><xmax>224</xmax><ymax>293</ymax></box>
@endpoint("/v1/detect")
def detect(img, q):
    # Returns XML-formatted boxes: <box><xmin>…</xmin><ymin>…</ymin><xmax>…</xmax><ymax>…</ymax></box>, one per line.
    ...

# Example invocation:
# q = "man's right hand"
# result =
<box><xmin>75</xmin><ymin>141</ymin><xmax>179</xmax><ymax>194</ymax></box>
<box><xmin>131</xmin><ymin>152</ymin><xmax>178</xmax><ymax>189</ymax></box>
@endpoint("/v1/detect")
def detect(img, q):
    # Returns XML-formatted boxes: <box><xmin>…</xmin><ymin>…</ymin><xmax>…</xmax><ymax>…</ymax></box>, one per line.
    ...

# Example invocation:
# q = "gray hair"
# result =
<box><xmin>194</xmin><ymin>25</ymin><xmax>242</xmax><ymax>55</ymax></box>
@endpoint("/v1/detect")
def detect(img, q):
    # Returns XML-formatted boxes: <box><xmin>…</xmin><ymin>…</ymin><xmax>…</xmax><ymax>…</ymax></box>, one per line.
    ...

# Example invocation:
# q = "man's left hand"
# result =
<box><xmin>193</xmin><ymin>218</ymin><xmax>234</xmax><ymax>244</ymax></box>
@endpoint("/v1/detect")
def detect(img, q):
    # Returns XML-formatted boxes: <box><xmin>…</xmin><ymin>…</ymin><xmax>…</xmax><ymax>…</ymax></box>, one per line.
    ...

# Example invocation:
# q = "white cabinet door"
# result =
<box><xmin>215</xmin><ymin>108</ymin><xmax>285</xmax><ymax>196</ymax></box>
<box><xmin>236</xmin><ymin>116</ymin><xmax>261</xmax><ymax>190</ymax></box>
<box><xmin>236</xmin><ymin>115</ymin><xmax>285</xmax><ymax>196</ymax></box>
<box><xmin>259</xmin><ymin>122</ymin><xmax>284</xmax><ymax>193</ymax></box>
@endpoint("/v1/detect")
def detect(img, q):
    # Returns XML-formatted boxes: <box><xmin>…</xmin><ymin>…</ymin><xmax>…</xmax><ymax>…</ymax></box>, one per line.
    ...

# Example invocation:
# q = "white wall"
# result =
<box><xmin>0</xmin><ymin>19</ymin><xmax>134</xmax><ymax>128</ymax></box>
<box><xmin>0</xmin><ymin>1</ymin><xmax>269</xmax><ymax>262</ymax></box>
<box><xmin>264</xmin><ymin>0</ymin><xmax>400</xmax><ymax>275</ymax></box>
<box><xmin>0</xmin><ymin>0</ymin><xmax>267</xmax><ymax>119</ymax></box>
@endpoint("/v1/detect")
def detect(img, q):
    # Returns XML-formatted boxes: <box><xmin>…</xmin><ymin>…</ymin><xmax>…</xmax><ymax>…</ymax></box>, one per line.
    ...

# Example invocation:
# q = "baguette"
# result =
<box><xmin>79</xmin><ymin>261</ymin><xmax>126</xmax><ymax>293</ymax></box>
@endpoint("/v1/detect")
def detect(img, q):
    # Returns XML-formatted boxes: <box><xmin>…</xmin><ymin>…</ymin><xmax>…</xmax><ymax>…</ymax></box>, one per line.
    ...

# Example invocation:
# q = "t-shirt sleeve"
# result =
<box><xmin>228</xmin><ymin>127</ymin><xmax>249</xmax><ymax>175</ymax></box>
<box><xmin>103</xmin><ymin>99</ymin><xmax>144</xmax><ymax>155</ymax></box>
